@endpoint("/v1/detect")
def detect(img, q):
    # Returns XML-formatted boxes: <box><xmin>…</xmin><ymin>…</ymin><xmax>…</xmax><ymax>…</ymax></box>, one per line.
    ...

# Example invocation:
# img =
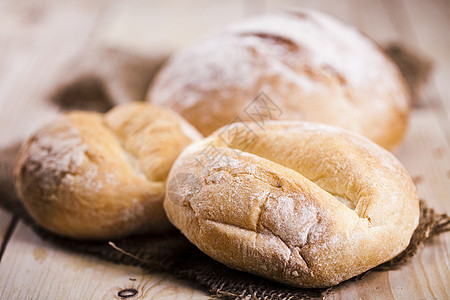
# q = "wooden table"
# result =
<box><xmin>0</xmin><ymin>0</ymin><xmax>449</xmax><ymax>299</ymax></box>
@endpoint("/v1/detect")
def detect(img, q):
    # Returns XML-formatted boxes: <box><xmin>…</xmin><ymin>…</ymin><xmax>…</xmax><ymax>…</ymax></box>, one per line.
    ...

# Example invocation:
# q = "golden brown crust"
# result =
<box><xmin>147</xmin><ymin>10</ymin><xmax>410</xmax><ymax>150</ymax></box>
<box><xmin>14</xmin><ymin>102</ymin><xmax>202</xmax><ymax>239</ymax></box>
<box><xmin>164</xmin><ymin>121</ymin><xmax>419</xmax><ymax>288</ymax></box>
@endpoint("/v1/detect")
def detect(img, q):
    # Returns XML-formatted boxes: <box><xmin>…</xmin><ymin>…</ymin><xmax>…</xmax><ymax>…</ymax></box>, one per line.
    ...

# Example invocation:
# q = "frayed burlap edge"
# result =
<box><xmin>383</xmin><ymin>43</ymin><xmax>433</xmax><ymax>108</ymax></box>
<box><xmin>2</xmin><ymin>198</ymin><xmax>448</xmax><ymax>300</ymax></box>
<box><xmin>0</xmin><ymin>142</ymin><xmax>449</xmax><ymax>299</ymax></box>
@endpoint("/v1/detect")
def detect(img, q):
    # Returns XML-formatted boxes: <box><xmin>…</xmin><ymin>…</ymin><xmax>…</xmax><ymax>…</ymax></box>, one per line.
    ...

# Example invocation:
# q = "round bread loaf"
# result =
<box><xmin>164</xmin><ymin>121</ymin><xmax>419</xmax><ymax>288</ymax></box>
<box><xmin>14</xmin><ymin>102</ymin><xmax>202</xmax><ymax>239</ymax></box>
<box><xmin>147</xmin><ymin>10</ymin><xmax>410</xmax><ymax>150</ymax></box>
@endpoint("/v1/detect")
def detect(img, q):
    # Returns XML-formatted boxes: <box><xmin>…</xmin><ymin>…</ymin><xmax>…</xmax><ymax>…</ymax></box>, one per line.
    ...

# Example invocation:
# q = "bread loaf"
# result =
<box><xmin>14</xmin><ymin>102</ymin><xmax>202</xmax><ymax>239</ymax></box>
<box><xmin>147</xmin><ymin>10</ymin><xmax>410</xmax><ymax>150</ymax></box>
<box><xmin>164</xmin><ymin>121</ymin><xmax>419</xmax><ymax>288</ymax></box>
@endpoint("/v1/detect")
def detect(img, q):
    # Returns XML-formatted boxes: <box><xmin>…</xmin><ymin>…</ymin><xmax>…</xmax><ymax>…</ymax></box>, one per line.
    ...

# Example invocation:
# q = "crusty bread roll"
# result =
<box><xmin>164</xmin><ymin>121</ymin><xmax>419</xmax><ymax>288</ymax></box>
<box><xmin>14</xmin><ymin>102</ymin><xmax>202</xmax><ymax>239</ymax></box>
<box><xmin>147</xmin><ymin>10</ymin><xmax>410</xmax><ymax>150</ymax></box>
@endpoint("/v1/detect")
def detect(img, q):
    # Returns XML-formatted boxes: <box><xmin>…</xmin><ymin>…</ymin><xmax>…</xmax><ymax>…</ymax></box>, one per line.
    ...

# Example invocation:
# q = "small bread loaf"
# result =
<box><xmin>147</xmin><ymin>10</ymin><xmax>410</xmax><ymax>150</ymax></box>
<box><xmin>164</xmin><ymin>121</ymin><xmax>419</xmax><ymax>288</ymax></box>
<box><xmin>14</xmin><ymin>102</ymin><xmax>202</xmax><ymax>239</ymax></box>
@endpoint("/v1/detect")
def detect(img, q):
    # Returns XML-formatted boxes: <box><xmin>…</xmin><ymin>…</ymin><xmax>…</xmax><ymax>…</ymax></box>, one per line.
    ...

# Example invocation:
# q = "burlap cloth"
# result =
<box><xmin>0</xmin><ymin>43</ymin><xmax>448</xmax><ymax>299</ymax></box>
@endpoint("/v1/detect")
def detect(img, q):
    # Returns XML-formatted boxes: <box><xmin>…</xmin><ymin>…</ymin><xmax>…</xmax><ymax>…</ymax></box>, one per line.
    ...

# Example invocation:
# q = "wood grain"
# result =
<box><xmin>0</xmin><ymin>0</ymin><xmax>448</xmax><ymax>299</ymax></box>
<box><xmin>97</xmin><ymin>0</ymin><xmax>246</xmax><ymax>55</ymax></box>
<box><xmin>0</xmin><ymin>221</ymin><xmax>208</xmax><ymax>300</ymax></box>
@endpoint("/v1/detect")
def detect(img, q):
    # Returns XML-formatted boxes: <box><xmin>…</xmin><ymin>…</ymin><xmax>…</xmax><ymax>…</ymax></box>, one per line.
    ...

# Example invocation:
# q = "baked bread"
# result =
<box><xmin>14</xmin><ymin>102</ymin><xmax>202</xmax><ymax>239</ymax></box>
<box><xmin>147</xmin><ymin>10</ymin><xmax>410</xmax><ymax>150</ymax></box>
<box><xmin>164</xmin><ymin>121</ymin><xmax>419</xmax><ymax>288</ymax></box>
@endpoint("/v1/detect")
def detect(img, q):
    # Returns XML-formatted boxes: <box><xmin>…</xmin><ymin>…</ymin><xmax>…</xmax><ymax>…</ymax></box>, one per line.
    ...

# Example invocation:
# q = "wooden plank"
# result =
<box><xmin>397</xmin><ymin>111</ymin><xmax>450</xmax><ymax>211</ymax></box>
<box><xmin>97</xmin><ymin>0</ymin><xmax>245</xmax><ymax>55</ymax></box>
<box><xmin>325</xmin><ymin>111</ymin><xmax>450</xmax><ymax>300</ymax></box>
<box><xmin>380</xmin><ymin>0</ymin><xmax>450</xmax><ymax>143</ymax></box>
<box><xmin>0</xmin><ymin>0</ymin><xmax>108</xmax><ymax>146</ymax></box>
<box><xmin>391</xmin><ymin>112</ymin><xmax>449</xmax><ymax>300</ymax></box>
<box><xmin>264</xmin><ymin>0</ymin><xmax>354</xmax><ymax>22</ymax></box>
<box><xmin>398</xmin><ymin>0</ymin><xmax>450</xmax><ymax>141</ymax></box>
<box><xmin>0</xmin><ymin>221</ymin><xmax>208</xmax><ymax>299</ymax></box>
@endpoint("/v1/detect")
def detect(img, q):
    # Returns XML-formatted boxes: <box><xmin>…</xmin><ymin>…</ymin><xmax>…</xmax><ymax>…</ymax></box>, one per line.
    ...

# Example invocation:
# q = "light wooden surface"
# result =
<box><xmin>0</xmin><ymin>0</ymin><xmax>449</xmax><ymax>299</ymax></box>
